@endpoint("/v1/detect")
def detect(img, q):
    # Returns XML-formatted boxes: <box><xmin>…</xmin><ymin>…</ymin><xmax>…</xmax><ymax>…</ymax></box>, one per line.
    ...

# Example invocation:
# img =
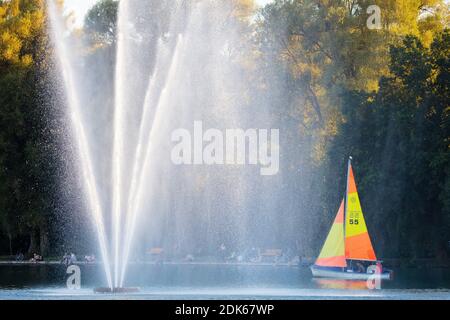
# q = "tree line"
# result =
<box><xmin>0</xmin><ymin>0</ymin><xmax>448</xmax><ymax>262</ymax></box>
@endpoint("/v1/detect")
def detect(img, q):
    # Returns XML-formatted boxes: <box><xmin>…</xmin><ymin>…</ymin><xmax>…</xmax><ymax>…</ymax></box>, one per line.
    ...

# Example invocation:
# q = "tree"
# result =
<box><xmin>0</xmin><ymin>0</ymin><xmax>57</xmax><ymax>256</ymax></box>
<box><xmin>256</xmin><ymin>0</ymin><xmax>447</xmax><ymax>159</ymax></box>
<box><xmin>326</xmin><ymin>30</ymin><xmax>450</xmax><ymax>260</ymax></box>
<box><xmin>84</xmin><ymin>0</ymin><xmax>119</xmax><ymax>46</ymax></box>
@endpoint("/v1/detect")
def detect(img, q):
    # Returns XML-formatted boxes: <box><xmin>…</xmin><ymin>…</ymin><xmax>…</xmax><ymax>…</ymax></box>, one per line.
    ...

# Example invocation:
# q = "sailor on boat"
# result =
<box><xmin>310</xmin><ymin>157</ymin><xmax>393</xmax><ymax>280</ymax></box>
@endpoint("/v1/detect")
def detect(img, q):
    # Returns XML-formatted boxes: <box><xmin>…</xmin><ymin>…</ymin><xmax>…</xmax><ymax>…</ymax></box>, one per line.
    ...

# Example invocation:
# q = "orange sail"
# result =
<box><xmin>315</xmin><ymin>200</ymin><xmax>347</xmax><ymax>268</ymax></box>
<box><xmin>344</xmin><ymin>163</ymin><xmax>377</xmax><ymax>261</ymax></box>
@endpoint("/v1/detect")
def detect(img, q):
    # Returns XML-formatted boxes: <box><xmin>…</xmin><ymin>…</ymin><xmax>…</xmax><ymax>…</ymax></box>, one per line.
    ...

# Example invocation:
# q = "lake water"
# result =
<box><xmin>0</xmin><ymin>264</ymin><xmax>449</xmax><ymax>300</ymax></box>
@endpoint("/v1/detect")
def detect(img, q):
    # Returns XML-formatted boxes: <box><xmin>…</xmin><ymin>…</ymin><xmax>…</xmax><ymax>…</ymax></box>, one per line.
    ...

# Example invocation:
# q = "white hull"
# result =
<box><xmin>310</xmin><ymin>266</ymin><xmax>392</xmax><ymax>280</ymax></box>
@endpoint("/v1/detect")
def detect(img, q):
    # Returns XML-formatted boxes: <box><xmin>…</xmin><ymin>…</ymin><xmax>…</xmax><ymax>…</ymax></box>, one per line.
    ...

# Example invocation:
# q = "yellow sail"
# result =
<box><xmin>345</xmin><ymin>163</ymin><xmax>377</xmax><ymax>261</ymax></box>
<box><xmin>315</xmin><ymin>200</ymin><xmax>347</xmax><ymax>268</ymax></box>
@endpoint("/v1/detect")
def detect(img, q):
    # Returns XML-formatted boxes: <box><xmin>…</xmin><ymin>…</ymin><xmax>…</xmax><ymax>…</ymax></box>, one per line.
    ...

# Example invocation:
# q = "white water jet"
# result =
<box><xmin>118</xmin><ymin>39</ymin><xmax>168</xmax><ymax>285</ymax></box>
<box><xmin>111</xmin><ymin>0</ymin><xmax>128</xmax><ymax>288</ymax></box>
<box><xmin>47</xmin><ymin>0</ymin><xmax>113</xmax><ymax>289</ymax></box>
<box><xmin>120</xmin><ymin>35</ymin><xmax>185</xmax><ymax>286</ymax></box>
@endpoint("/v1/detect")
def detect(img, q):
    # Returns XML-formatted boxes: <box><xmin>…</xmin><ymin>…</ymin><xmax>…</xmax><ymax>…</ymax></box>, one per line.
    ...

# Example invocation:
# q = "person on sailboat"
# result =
<box><xmin>376</xmin><ymin>261</ymin><xmax>383</xmax><ymax>274</ymax></box>
<box><xmin>354</xmin><ymin>261</ymin><xmax>365</xmax><ymax>273</ymax></box>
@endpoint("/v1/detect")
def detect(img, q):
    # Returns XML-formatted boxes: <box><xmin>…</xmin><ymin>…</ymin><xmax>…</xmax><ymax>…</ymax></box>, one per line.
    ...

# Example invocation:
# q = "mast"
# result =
<box><xmin>343</xmin><ymin>156</ymin><xmax>352</xmax><ymax>260</ymax></box>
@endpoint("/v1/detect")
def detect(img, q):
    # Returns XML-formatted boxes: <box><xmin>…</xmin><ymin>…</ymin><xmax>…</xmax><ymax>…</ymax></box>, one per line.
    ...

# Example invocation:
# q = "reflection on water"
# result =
<box><xmin>0</xmin><ymin>264</ymin><xmax>450</xmax><ymax>292</ymax></box>
<box><xmin>313</xmin><ymin>279</ymin><xmax>369</xmax><ymax>290</ymax></box>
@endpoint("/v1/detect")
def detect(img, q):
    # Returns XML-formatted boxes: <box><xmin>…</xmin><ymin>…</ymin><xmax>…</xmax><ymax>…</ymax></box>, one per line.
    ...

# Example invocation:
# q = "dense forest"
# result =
<box><xmin>0</xmin><ymin>0</ymin><xmax>449</xmax><ymax>262</ymax></box>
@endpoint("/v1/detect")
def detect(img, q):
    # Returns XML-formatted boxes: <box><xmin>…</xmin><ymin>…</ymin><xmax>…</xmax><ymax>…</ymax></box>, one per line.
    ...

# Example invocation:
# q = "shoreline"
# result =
<box><xmin>0</xmin><ymin>261</ymin><xmax>303</xmax><ymax>267</ymax></box>
<box><xmin>1</xmin><ymin>259</ymin><xmax>450</xmax><ymax>268</ymax></box>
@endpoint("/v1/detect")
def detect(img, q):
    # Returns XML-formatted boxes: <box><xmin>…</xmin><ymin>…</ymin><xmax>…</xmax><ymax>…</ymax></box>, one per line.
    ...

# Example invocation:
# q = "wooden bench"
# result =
<box><xmin>147</xmin><ymin>248</ymin><xmax>164</xmax><ymax>255</ymax></box>
<box><xmin>261</xmin><ymin>249</ymin><xmax>282</xmax><ymax>257</ymax></box>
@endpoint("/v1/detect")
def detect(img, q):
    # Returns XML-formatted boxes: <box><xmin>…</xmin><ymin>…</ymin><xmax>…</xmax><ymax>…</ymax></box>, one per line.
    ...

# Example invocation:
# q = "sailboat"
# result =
<box><xmin>310</xmin><ymin>157</ymin><xmax>393</xmax><ymax>280</ymax></box>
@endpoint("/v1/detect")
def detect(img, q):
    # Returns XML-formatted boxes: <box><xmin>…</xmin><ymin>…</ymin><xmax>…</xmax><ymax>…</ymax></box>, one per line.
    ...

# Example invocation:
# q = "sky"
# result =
<box><xmin>64</xmin><ymin>0</ymin><xmax>97</xmax><ymax>26</ymax></box>
<box><xmin>65</xmin><ymin>0</ymin><xmax>274</xmax><ymax>26</ymax></box>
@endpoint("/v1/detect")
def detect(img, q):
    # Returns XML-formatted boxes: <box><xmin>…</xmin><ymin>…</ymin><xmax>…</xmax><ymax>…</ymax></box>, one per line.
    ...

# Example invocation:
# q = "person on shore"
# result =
<box><xmin>84</xmin><ymin>254</ymin><xmax>95</xmax><ymax>263</ymax></box>
<box><xmin>185</xmin><ymin>254</ymin><xmax>194</xmax><ymax>262</ymax></box>
<box><xmin>61</xmin><ymin>253</ymin><xmax>71</xmax><ymax>266</ymax></box>
<box><xmin>30</xmin><ymin>253</ymin><xmax>42</xmax><ymax>263</ymax></box>
<box><xmin>219</xmin><ymin>243</ymin><xmax>227</xmax><ymax>261</ymax></box>
<box><xmin>70</xmin><ymin>253</ymin><xmax>77</xmax><ymax>264</ymax></box>
<box><xmin>15</xmin><ymin>252</ymin><xmax>24</xmax><ymax>262</ymax></box>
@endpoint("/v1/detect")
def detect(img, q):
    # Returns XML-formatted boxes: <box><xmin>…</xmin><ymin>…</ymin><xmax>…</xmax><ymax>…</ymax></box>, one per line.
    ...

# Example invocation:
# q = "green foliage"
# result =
<box><xmin>257</xmin><ymin>0</ymin><xmax>447</xmax><ymax>162</ymax></box>
<box><xmin>84</xmin><ymin>0</ymin><xmax>119</xmax><ymax>46</ymax></box>
<box><xmin>0</xmin><ymin>0</ymin><xmax>57</xmax><ymax>256</ymax></box>
<box><xmin>327</xmin><ymin>31</ymin><xmax>450</xmax><ymax>259</ymax></box>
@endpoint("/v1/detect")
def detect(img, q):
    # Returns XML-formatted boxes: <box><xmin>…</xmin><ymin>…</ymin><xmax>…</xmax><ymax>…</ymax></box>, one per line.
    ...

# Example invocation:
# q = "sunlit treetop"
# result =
<box><xmin>0</xmin><ymin>0</ymin><xmax>44</xmax><ymax>69</ymax></box>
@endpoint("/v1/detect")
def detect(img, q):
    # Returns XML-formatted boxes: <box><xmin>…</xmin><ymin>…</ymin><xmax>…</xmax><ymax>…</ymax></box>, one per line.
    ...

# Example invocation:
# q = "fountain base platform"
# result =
<box><xmin>94</xmin><ymin>287</ymin><xmax>140</xmax><ymax>294</ymax></box>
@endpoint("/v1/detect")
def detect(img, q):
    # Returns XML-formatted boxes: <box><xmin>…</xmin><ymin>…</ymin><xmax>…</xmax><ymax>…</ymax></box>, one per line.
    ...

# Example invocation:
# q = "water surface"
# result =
<box><xmin>0</xmin><ymin>264</ymin><xmax>449</xmax><ymax>300</ymax></box>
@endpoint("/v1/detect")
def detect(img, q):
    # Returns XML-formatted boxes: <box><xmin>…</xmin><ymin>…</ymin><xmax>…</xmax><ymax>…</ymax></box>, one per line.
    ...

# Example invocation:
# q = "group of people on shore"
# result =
<box><xmin>61</xmin><ymin>253</ymin><xmax>77</xmax><ymax>266</ymax></box>
<box><xmin>15</xmin><ymin>252</ymin><xmax>43</xmax><ymax>263</ymax></box>
<box><xmin>13</xmin><ymin>252</ymin><xmax>95</xmax><ymax>265</ymax></box>
<box><xmin>30</xmin><ymin>253</ymin><xmax>43</xmax><ymax>263</ymax></box>
<box><xmin>61</xmin><ymin>253</ymin><xmax>96</xmax><ymax>266</ymax></box>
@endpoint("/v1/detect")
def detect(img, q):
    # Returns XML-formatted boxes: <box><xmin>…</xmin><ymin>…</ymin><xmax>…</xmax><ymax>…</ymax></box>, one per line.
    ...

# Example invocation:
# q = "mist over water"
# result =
<box><xmin>47</xmin><ymin>0</ymin><xmax>288</xmax><ymax>288</ymax></box>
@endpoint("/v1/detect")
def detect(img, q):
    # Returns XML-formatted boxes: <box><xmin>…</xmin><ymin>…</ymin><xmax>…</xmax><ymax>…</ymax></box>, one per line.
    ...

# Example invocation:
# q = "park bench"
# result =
<box><xmin>260</xmin><ymin>249</ymin><xmax>282</xmax><ymax>263</ymax></box>
<box><xmin>147</xmin><ymin>248</ymin><xmax>164</xmax><ymax>262</ymax></box>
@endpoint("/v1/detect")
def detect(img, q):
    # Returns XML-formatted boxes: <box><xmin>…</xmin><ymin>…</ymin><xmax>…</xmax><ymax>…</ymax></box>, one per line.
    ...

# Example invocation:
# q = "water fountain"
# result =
<box><xmin>47</xmin><ymin>0</ymin><xmax>258</xmax><ymax>291</ymax></box>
